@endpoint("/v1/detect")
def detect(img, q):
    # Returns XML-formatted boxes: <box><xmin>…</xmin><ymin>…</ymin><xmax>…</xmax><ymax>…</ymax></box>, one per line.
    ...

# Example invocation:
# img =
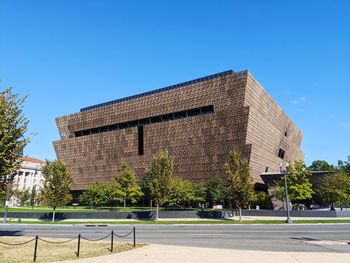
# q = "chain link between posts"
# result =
<box><xmin>0</xmin><ymin>227</ymin><xmax>136</xmax><ymax>262</ymax></box>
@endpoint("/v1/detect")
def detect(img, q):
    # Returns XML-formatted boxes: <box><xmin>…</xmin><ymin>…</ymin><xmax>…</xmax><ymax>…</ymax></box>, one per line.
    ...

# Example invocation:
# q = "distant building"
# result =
<box><xmin>9</xmin><ymin>157</ymin><xmax>45</xmax><ymax>207</ymax></box>
<box><xmin>54</xmin><ymin>70</ymin><xmax>304</xmax><ymax>191</ymax></box>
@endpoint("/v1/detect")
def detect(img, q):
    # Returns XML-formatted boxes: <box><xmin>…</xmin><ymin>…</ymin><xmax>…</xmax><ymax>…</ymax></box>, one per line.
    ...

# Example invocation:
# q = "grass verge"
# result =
<box><xmin>0</xmin><ymin>206</ymin><xmax>158</xmax><ymax>213</ymax></box>
<box><xmin>0</xmin><ymin>206</ymin><xmax>224</xmax><ymax>213</ymax></box>
<box><xmin>0</xmin><ymin>236</ymin><xmax>145</xmax><ymax>263</ymax></box>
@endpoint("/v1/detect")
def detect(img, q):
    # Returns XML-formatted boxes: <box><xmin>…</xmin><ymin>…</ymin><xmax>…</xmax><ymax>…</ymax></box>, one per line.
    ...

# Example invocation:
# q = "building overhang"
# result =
<box><xmin>260</xmin><ymin>171</ymin><xmax>335</xmax><ymax>190</ymax></box>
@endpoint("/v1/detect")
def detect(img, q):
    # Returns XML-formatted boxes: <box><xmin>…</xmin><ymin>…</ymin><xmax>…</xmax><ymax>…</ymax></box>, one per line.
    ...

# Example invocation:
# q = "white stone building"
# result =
<box><xmin>9</xmin><ymin>157</ymin><xmax>45</xmax><ymax>207</ymax></box>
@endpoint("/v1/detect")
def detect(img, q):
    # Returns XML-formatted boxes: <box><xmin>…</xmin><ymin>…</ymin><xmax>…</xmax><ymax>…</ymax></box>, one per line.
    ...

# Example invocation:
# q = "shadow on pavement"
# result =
<box><xmin>290</xmin><ymin>237</ymin><xmax>321</xmax><ymax>241</ymax></box>
<box><xmin>0</xmin><ymin>230</ymin><xmax>22</xmax><ymax>236</ymax></box>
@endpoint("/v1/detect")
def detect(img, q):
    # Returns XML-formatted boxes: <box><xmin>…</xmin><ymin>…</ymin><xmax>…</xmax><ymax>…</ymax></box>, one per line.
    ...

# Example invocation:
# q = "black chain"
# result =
<box><xmin>0</xmin><ymin>228</ymin><xmax>134</xmax><ymax>246</ymax></box>
<box><xmin>80</xmin><ymin>233</ymin><xmax>111</xmax><ymax>242</ymax></box>
<box><xmin>113</xmin><ymin>229</ymin><xmax>133</xmax><ymax>238</ymax></box>
<box><xmin>38</xmin><ymin>237</ymin><xmax>77</xmax><ymax>244</ymax></box>
<box><xmin>0</xmin><ymin>237</ymin><xmax>36</xmax><ymax>246</ymax></box>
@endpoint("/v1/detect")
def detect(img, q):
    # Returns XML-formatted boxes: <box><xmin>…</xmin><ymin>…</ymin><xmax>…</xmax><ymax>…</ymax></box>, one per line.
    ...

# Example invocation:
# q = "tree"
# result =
<box><xmin>139</xmin><ymin>171</ymin><xmax>153</xmax><ymax>207</ymax></box>
<box><xmin>29</xmin><ymin>187</ymin><xmax>37</xmax><ymax>208</ymax></box>
<box><xmin>41</xmin><ymin>160</ymin><xmax>74</xmax><ymax>222</ymax></box>
<box><xmin>272</xmin><ymin>161</ymin><xmax>313</xmax><ymax>209</ymax></box>
<box><xmin>225</xmin><ymin>150</ymin><xmax>255</xmax><ymax>222</ymax></box>
<box><xmin>80</xmin><ymin>180</ymin><xmax>125</xmax><ymax>209</ymax></box>
<box><xmin>108</xmin><ymin>179</ymin><xmax>125</xmax><ymax>207</ymax></box>
<box><xmin>0</xmin><ymin>186</ymin><xmax>6</xmax><ymax>206</ymax></box>
<box><xmin>167</xmin><ymin>177</ymin><xmax>196</xmax><ymax>207</ymax></box>
<box><xmin>338</xmin><ymin>156</ymin><xmax>350</xmax><ymax>176</ymax></box>
<box><xmin>35</xmin><ymin>191</ymin><xmax>46</xmax><ymax>206</ymax></box>
<box><xmin>13</xmin><ymin>188</ymin><xmax>30</xmax><ymax>206</ymax></box>
<box><xmin>192</xmin><ymin>183</ymin><xmax>207</xmax><ymax>208</ymax></box>
<box><xmin>115</xmin><ymin>163</ymin><xmax>143</xmax><ymax>207</ymax></box>
<box><xmin>79</xmin><ymin>182</ymin><xmax>109</xmax><ymax>208</ymax></box>
<box><xmin>317</xmin><ymin>173</ymin><xmax>350</xmax><ymax>208</ymax></box>
<box><xmin>286</xmin><ymin>161</ymin><xmax>313</xmax><ymax>206</ymax></box>
<box><xmin>205</xmin><ymin>176</ymin><xmax>225</xmax><ymax>207</ymax></box>
<box><xmin>167</xmin><ymin>177</ymin><xmax>206</xmax><ymax>208</ymax></box>
<box><xmin>251</xmin><ymin>191</ymin><xmax>272</xmax><ymax>209</ymax></box>
<box><xmin>146</xmin><ymin>149</ymin><xmax>173</xmax><ymax>221</ymax></box>
<box><xmin>0</xmin><ymin>88</ymin><xmax>29</xmax><ymax>205</ymax></box>
<box><xmin>309</xmin><ymin>160</ymin><xmax>337</xmax><ymax>172</ymax></box>
<box><xmin>269</xmin><ymin>182</ymin><xmax>285</xmax><ymax>204</ymax></box>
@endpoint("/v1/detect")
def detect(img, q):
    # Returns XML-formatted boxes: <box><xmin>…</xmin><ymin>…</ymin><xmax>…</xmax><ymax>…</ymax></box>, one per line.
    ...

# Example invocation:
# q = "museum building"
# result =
<box><xmin>53</xmin><ymin>70</ymin><xmax>304</xmax><ymax>190</ymax></box>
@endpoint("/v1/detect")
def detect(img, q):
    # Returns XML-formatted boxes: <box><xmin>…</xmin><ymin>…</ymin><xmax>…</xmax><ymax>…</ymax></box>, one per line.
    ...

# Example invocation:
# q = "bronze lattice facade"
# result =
<box><xmin>53</xmin><ymin>70</ymin><xmax>304</xmax><ymax>190</ymax></box>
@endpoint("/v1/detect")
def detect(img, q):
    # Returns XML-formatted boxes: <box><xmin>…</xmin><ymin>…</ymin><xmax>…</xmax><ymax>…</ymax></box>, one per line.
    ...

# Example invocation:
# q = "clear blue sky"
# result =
<box><xmin>0</xmin><ymin>1</ymin><xmax>349</xmax><ymax>166</ymax></box>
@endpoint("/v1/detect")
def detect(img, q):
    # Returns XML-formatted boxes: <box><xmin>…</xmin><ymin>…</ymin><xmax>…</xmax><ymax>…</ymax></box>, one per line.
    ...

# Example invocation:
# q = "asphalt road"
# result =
<box><xmin>1</xmin><ymin>224</ymin><xmax>350</xmax><ymax>253</ymax></box>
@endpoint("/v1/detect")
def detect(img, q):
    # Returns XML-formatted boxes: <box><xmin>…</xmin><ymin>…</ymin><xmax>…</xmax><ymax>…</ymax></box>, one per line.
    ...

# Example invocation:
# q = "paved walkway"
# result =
<box><xmin>240</xmin><ymin>216</ymin><xmax>350</xmax><ymax>221</ymax></box>
<box><xmin>5</xmin><ymin>216</ymin><xmax>350</xmax><ymax>223</ymax></box>
<box><xmin>57</xmin><ymin>244</ymin><xmax>350</xmax><ymax>263</ymax></box>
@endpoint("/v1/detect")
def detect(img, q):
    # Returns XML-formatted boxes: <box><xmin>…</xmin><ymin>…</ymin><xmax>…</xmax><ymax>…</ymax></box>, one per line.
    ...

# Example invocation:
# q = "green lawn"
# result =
<box><xmin>0</xmin><ymin>206</ymin><xmax>158</xmax><ymax>213</ymax></box>
<box><xmin>0</xmin><ymin>206</ymin><xmax>224</xmax><ymax>213</ymax></box>
<box><xmin>7</xmin><ymin>219</ymin><xmax>237</xmax><ymax>225</ymax></box>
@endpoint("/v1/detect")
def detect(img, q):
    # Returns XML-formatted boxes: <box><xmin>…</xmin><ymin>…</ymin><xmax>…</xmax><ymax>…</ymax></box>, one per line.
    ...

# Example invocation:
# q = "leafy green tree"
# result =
<box><xmin>29</xmin><ymin>187</ymin><xmax>37</xmax><ymax>208</ymax></box>
<box><xmin>317</xmin><ymin>173</ymin><xmax>350</xmax><ymax>208</ymax></box>
<box><xmin>309</xmin><ymin>160</ymin><xmax>337</xmax><ymax>172</ymax></box>
<box><xmin>79</xmin><ymin>182</ymin><xmax>109</xmax><ymax>207</ymax></box>
<box><xmin>35</xmin><ymin>191</ymin><xmax>46</xmax><ymax>206</ymax></box>
<box><xmin>167</xmin><ymin>178</ymin><xmax>206</xmax><ymax>208</ymax></box>
<box><xmin>251</xmin><ymin>191</ymin><xmax>272</xmax><ymax>209</ymax></box>
<box><xmin>272</xmin><ymin>161</ymin><xmax>313</xmax><ymax>209</ymax></box>
<box><xmin>146</xmin><ymin>149</ymin><xmax>173</xmax><ymax>221</ymax></box>
<box><xmin>139</xmin><ymin>170</ymin><xmax>153</xmax><ymax>207</ymax></box>
<box><xmin>206</xmin><ymin>176</ymin><xmax>225</xmax><ymax>207</ymax></box>
<box><xmin>41</xmin><ymin>160</ymin><xmax>74</xmax><ymax>222</ymax></box>
<box><xmin>115</xmin><ymin>163</ymin><xmax>143</xmax><ymax>207</ymax></box>
<box><xmin>108</xmin><ymin>179</ymin><xmax>125</xmax><ymax>207</ymax></box>
<box><xmin>167</xmin><ymin>177</ymin><xmax>195</xmax><ymax>207</ymax></box>
<box><xmin>14</xmin><ymin>189</ymin><xmax>30</xmax><ymax>206</ymax></box>
<box><xmin>225</xmin><ymin>150</ymin><xmax>255</xmax><ymax>222</ymax></box>
<box><xmin>192</xmin><ymin>183</ymin><xmax>207</xmax><ymax>207</ymax></box>
<box><xmin>286</xmin><ymin>161</ymin><xmax>313</xmax><ymax>206</ymax></box>
<box><xmin>0</xmin><ymin>186</ymin><xmax>6</xmax><ymax>206</ymax></box>
<box><xmin>0</xmin><ymin>88</ymin><xmax>29</xmax><ymax>205</ymax></box>
<box><xmin>338</xmin><ymin>156</ymin><xmax>350</xmax><ymax>176</ymax></box>
<box><xmin>269</xmin><ymin>181</ymin><xmax>285</xmax><ymax>203</ymax></box>
<box><xmin>80</xmin><ymin>180</ymin><xmax>125</xmax><ymax>208</ymax></box>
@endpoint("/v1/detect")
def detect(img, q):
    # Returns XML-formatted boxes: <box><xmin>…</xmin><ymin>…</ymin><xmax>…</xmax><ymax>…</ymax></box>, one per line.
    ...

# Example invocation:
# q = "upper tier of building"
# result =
<box><xmin>80</xmin><ymin>70</ymin><xmax>234</xmax><ymax>112</ymax></box>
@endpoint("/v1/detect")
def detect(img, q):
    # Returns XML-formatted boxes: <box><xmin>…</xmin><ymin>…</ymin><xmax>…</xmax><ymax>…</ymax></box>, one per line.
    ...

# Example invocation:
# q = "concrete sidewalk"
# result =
<box><xmin>57</xmin><ymin>244</ymin><xmax>350</xmax><ymax>263</ymax></box>
<box><xmin>240</xmin><ymin>216</ymin><xmax>350</xmax><ymax>221</ymax></box>
<box><xmin>4</xmin><ymin>216</ymin><xmax>350</xmax><ymax>223</ymax></box>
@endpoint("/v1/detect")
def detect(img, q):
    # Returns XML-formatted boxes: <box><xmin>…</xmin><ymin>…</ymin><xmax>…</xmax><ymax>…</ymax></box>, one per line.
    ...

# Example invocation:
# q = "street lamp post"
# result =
<box><xmin>2</xmin><ymin>200</ymin><xmax>9</xmax><ymax>224</ymax></box>
<box><xmin>280</xmin><ymin>163</ymin><xmax>292</xmax><ymax>224</ymax></box>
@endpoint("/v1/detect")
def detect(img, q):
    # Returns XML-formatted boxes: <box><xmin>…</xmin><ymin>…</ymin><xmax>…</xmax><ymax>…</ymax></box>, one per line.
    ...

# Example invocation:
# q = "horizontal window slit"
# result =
<box><xmin>73</xmin><ymin>105</ymin><xmax>214</xmax><ymax>138</ymax></box>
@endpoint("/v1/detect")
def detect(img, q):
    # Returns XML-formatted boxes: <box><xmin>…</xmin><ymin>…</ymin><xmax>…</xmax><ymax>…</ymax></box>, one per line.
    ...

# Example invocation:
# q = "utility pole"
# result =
<box><xmin>280</xmin><ymin>163</ymin><xmax>292</xmax><ymax>224</ymax></box>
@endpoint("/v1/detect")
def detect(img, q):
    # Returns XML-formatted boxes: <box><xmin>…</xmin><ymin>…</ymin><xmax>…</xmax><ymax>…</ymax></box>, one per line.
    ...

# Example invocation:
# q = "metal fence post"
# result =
<box><xmin>33</xmin><ymin>235</ymin><xmax>38</xmax><ymax>262</ymax></box>
<box><xmin>76</xmin><ymin>234</ymin><xmax>81</xmax><ymax>257</ymax></box>
<box><xmin>133</xmin><ymin>227</ymin><xmax>136</xmax><ymax>247</ymax></box>
<box><xmin>111</xmin><ymin>230</ymin><xmax>114</xmax><ymax>252</ymax></box>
